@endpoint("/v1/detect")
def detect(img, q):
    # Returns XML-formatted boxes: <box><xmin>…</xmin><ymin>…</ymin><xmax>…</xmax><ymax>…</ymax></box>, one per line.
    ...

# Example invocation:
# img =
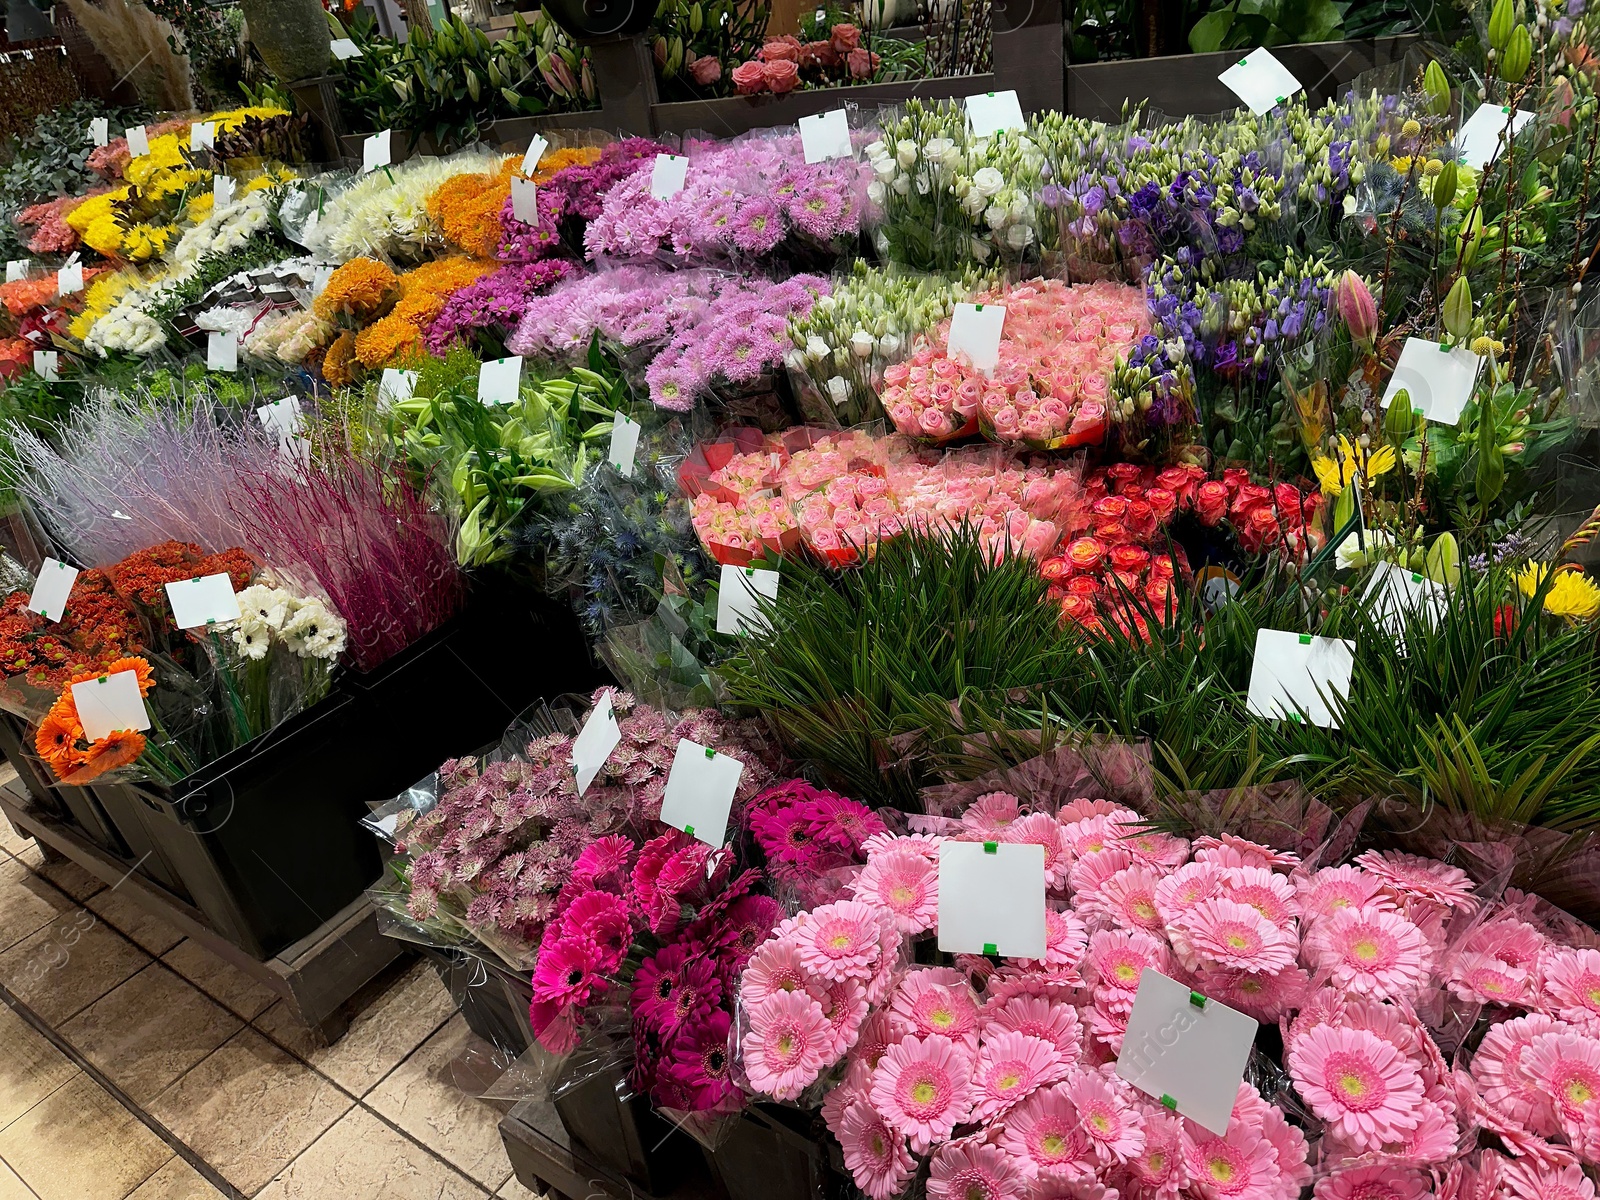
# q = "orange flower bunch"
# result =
<box><xmin>313</xmin><ymin>257</ymin><xmax>400</xmax><ymax>322</ymax></box>
<box><xmin>323</xmin><ymin>331</ymin><xmax>359</xmax><ymax>387</ymax></box>
<box><xmin>354</xmin><ymin>257</ymin><xmax>492</xmax><ymax>370</ymax></box>
<box><xmin>0</xmin><ymin>267</ymin><xmax>113</xmax><ymax>318</ymax></box>
<box><xmin>429</xmin><ymin>158</ymin><xmax>519</xmax><ymax>260</ymax></box>
<box><xmin>35</xmin><ymin>655</ymin><xmax>154</xmax><ymax>782</ymax></box>
<box><xmin>532</xmin><ymin>146</ymin><xmax>601</xmax><ymax>184</ymax></box>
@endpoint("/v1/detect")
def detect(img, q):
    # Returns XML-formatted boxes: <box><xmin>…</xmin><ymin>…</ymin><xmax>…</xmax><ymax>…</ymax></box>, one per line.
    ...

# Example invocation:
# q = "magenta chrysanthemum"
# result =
<box><xmin>837</xmin><ymin>1098</ymin><xmax>916</xmax><ymax>1200</ymax></box>
<box><xmin>743</xmin><ymin>988</ymin><xmax>832</xmax><ymax>1100</ymax></box>
<box><xmin>928</xmin><ymin>1140</ymin><xmax>1029</xmax><ymax>1200</ymax></box>
<box><xmin>1286</xmin><ymin>1024</ymin><xmax>1425</xmax><ymax>1150</ymax></box>
<box><xmin>1306</xmin><ymin>905</ymin><xmax>1432</xmax><ymax>1001</ymax></box>
<box><xmin>798</xmin><ymin>899</ymin><xmax>884</xmax><ymax>982</ymax></box>
<box><xmin>853</xmin><ymin>845</ymin><xmax>939</xmax><ymax>934</ymax></box>
<box><xmin>1167</xmin><ymin>897</ymin><xmax>1296</xmax><ymax>975</ymax></box>
<box><xmin>971</xmin><ymin>1031</ymin><xmax>1068</xmax><ymax>1120</ymax></box>
<box><xmin>870</xmin><ymin>1033</ymin><xmax>975</xmax><ymax>1153</ymax></box>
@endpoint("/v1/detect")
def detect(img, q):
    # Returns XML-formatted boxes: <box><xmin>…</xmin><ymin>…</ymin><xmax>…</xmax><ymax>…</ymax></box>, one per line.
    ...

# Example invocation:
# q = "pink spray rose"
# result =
<box><xmin>688</xmin><ymin>54</ymin><xmax>723</xmax><ymax>86</ymax></box>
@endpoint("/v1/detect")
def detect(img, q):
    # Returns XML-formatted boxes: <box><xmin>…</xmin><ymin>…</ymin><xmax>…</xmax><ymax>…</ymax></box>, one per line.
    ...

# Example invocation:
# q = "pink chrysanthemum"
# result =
<box><xmin>1081</xmin><ymin>864</ymin><xmax>1166</xmax><ymax>933</ymax></box>
<box><xmin>798</xmin><ymin>900</ymin><xmax>884</xmax><ymax>982</ymax></box>
<box><xmin>742</xmin><ymin>988</ymin><xmax>832</xmax><ymax>1100</ymax></box>
<box><xmin>892</xmin><ymin>969</ymin><xmax>982</xmax><ymax>1049</ymax></box>
<box><xmin>853</xmin><ymin>846</ymin><xmax>939</xmax><ymax>934</ymax></box>
<box><xmin>1313</xmin><ymin>1165</ymin><xmax>1431</xmax><ymax>1200</ymax></box>
<box><xmin>1306</xmin><ymin>906</ymin><xmax>1432</xmax><ymax>1002</ymax></box>
<box><xmin>809</xmin><ymin>976</ymin><xmax>870</xmax><ymax>1058</ymax></box>
<box><xmin>1194</xmin><ymin>833</ymin><xmax>1300</xmax><ymax>870</ymax></box>
<box><xmin>1182</xmin><ymin>1121</ymin><xmax>1281</xmax><ymax>1200</ymax></box>
<box><xmin>1525</xmin><ymin>1031</ymin><xmax>1600</xmax><ymax>1132</ymax></box>
<box><xmin>962</xmin><ymin>792</ymin><xmax>1022</xmax><ymax>835</ymax></box>
<box><xmin>1168</xmin><ymin>898</ymin><xmax>1296</xmax><ymax>975</ymax></box>
<box><xmin>1447</xmin><ymin>951</ymin><xmax>1532</xmax><ymax>1007</ymax></box>
<box><xmin>1354</xmin><ymin>850</ymin><xmax>1477</xmax><ymax>912</ymax></box>
<box><xmin>1000</xmin><ymin>1082</ymin><xmax>1097</xmax><ymax>1180</ymax></box>
<box><xmin>971</xmin><ymin>1031</ymin><xmax>1069</xmax><ymax>1120</ymax></box>
<box><xmin>1295</xmin><ymin>865</ymin><xmax>1396</xmax><ymax>925</ymax></box>
<box><xmin>1540</xmin><ymin>948</ymin><xmax>1600</xmax><ymax>1031</ymax></box>
<box><xmin>1087</xmin><ymin>929</ymin><xmax>1170</xmax><ymax>993</ymax></box>
<box><xmin>1286</xmin><ymin>1024</ymin><xmax>1425</xmax><ymax>1150</ymax></box>
<box><xmin>740</xmin><ymin>937</ymin><xmax>810</xmax><ymax>1007</ymax></box>
<box><xmin>1498</xmin><ymin>1158</ymin><xmax>1598</xmax><ymax>1200</ymax></box>
<box><xmin>870</xmin><ymin>1033</ymin><xmax>976</xmax><ymax>1153</ymax></box>
<box><xmin>1002</xmin><ymin>813</ymin><xmax>1070</xmax><ymax>889</ymax></box>
<box><xmin>982</xmin><ymin>994</ymin><xmax>1083</xmax><ymax>1060</ymax></box>
<box><xmin>928</xmin><ymin>1139</ymin><xmax>1030</xmax><ymax>1200</ymax></box>
<box><xmin>837</xmin><ymin>1099</ymin><xmax>916</xmax><ymax>1200</ymax></box>
<box><xmin>1065</xmin><ymin>1070</ymin><xmax>1145</xmax><ymax>1165</ymax></box>
<box><xmin>1218</xmin><ymin>865</ymin><xmax>1300</xmax><ymax>927</ymax></box>
<box><xmin>1474</xmin><ymin>1013</ymin><xmax>1568</xmax><ymax>1133</ymax></box>
<box><xmin>1154</xmin><ymin>861</ymin><xmax>1225</xmax><ymax>923</ymax></box>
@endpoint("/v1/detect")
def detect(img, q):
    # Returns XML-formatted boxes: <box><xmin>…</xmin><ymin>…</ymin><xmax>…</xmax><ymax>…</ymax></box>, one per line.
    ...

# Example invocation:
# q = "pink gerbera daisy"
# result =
<box><xmin>982</xmin><ymin>994</ymin><xmax>1083</xmax><ymax>1060</ymax></box>
<box><xmin>1190</xmin><ymin>966</ymin><xmax>1310</xmax><ymax>1023</ymax></box>
<box><xmin>1354</xmin><ymin>850</ymin><xmax>1477</xmax><ymax>912</ymax></box>
<box><xmin>1217</xmin><ymin>865</ymin><xmax>1299</xmax><ymax>927</ymax></box>
<box><xmin>1464</xmin><ymin>917</ymin><xmax>1547</xmax><ymax>969</ymax></box>
<box><xmin>892</xmin><ymin>969</ymin><xmax>981</xmax><ymax>1046</ymax></box>
<box><xmin>1286</xmin><ymin>1024</ymin><xmax>1425</xmax><ymax>1150</ymax></box>
<box><xmin>1081</xmin><ymin>864</ymin><xmax>1166</xmax><ymax>933</ymax></box>
<box><xmin>999</xmin><ymin>1082</ymin><xmax>1097</xmax><ymax>1180</ymax></box>
<box><xmin>742</xmin><ymin>988</ymin><xmax>832</xmax><ymax>1100</ymax></box>
<box><xmin>1540</xmin><ymin>948</ymin><xmax>1600</xmax><ymax>1031</ymax></box>
<box><xmin>1306</xmin><ymin>906</ymin><xmax>1432</xmax><ymax>1002</ymax></box>
<box><xmin>1068</xmin><ymin>847</ymin><xmax>1135</xmax><ymax>901</ymax></box>
<box><xmin>851</xmin><ymin>1010</ymin><xmax>896</xmax><ymax>1072</ymax></box>
<box><xmin>799</xmin><ymin>900</ymin><xmax>884</xmax><ymax>982</ymax></box>
<box><xmin>837</xmin><ymin>1099</ymin><xmax>916</xmax><ymax>1200</ymax></box>
<box><xmin>1087</xmin><ymin>929</ymin><xmax>1170</xmax><ymax>993</ymax></box>
<box><xmin>961</xmin><ymin>792</ymin><xmax>1022</xmax><ymax>835</ymax></box>
<box><xmin>928</xmin><ymin>1139</ymin><xmax>1029</xmax><ymax>1200</ymax></box>
<box><xmin>809</xmin><ymin>976</ymin><xmax>870</xmax><ymax>1058</ymax></box>
<box><xmin>1118</xmin><ymin>827</ymin><xmax>1191</xmax><ymax>870</ymax></box>
<box><xmin>1391</xmin><ymin>1097</ymin><xmax>1459</xmax><ymax>1162</ymax></box>
<box><xmin>1125</xmin><ymin>1110</ymin><xmax>1186</xmax><ymax>1198</ymax></box>
<box><xmin>1003</xmin><ymin>813</ymin><xmax>1070</xmax><ymax>889</ymax></box>
<box><xmin>1525</xmin><ymin>1031</ymin><xmax>1600</xmax><ymax>1131</ymax></box>
<box><xmin>1154</xmin><ymin>861</ymin><xmax>1225</xmax><ymax>923</ymax></box>
<box><xmin>1182</xmin><ymin>1121</ymin><xmax>1281</xmax><ymax>1200</ymax></box>
<box><xmin>739</xmin><ymin>937</ymin><xmax>810</xmax><ymax>1007</ymax></box>
<box><xmin>1020</xmin><ymin>908</ymin><xmax>1090</xmax><ymax>973</ymax></box>
<box><xmin>1194</xmin><ymin>833</ymin><xmax>1300</xmax><ymax>870</ymax></box>
<box><xmin>1168</xmin><ymin>897</ymin><xmax>1296</xmax><ymax>975</ymax></box>
<box><xmin>1295</xmin><ymin>865</ymin><xmax>1396</xmax><ymax>925</ymax></box>
<box><xmin>1064</xmin><ymin>1070</ymin><xmax>1145</xmax><ymax>1165</ymax></box>
<box><xmin>871</xmin><ymin>1033</ymin><xmax>975</xmax><ymax>1152</ymax></box>
<box><xmin>1313</xmin><ymin>1165</ymin><xmax>1431</xmax><ymax>1200</ymax></box>
<box><xmin>1498</xmin><ymin>1158</ymin><xmax>1598</xmax><ymax>1200</ymax></box>
<box><xmin>1474</xmin><ymin>1014</ymin><xmax>1568</xmax><ymax>1133</ymax></box>
<box><xmin>1447</xmin><ymin>951</ymin><xmax>1532</xmax><ymax>1007</ymax></box>
<box><xmin>1259</xmin><ymin>1103</ymin><xmax>1313</xmax><ymax>1194</ymax></box>
<box><xmin>971</xmin><ymin>1032</ymin><xmax>1069</xmax><ymax>1120</ymax></box>
<box><xmin>1060</xmin><ymin>813</ymin><xmax>1133</xmax><ymax>861</ymax></box>
<box><xmin>853</xmin><ymin>846</ymin><xmax>939</xmax><ymax>934</ymax></box>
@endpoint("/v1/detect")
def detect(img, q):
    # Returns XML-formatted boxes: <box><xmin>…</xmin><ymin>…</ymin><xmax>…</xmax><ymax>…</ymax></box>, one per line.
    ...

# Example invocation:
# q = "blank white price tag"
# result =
<box><xmin>936</xmin><ymin>840</ymin><xmax>1046</xmax><ymax>958</ymax></box>
<box><xmin>190</xmin><ymin>121</ymin><xmax>216</xmax><ymax>151</ymax></box>
<box><xmin>650</xmin><ymin>154</ymin><xmax>689</xmax><ymax>200</ymax></box>
<box><xmin>522</xmin><ymin>134</ymin><xmax>549</xmax><ymax>176</ymax></box>
<box><xmin>378</xmin><ymin>368</ymin><xmax>417</xmax><ymax>411</ymax></box>
<box><xmin>1116</xmin><ymin>971</ymin><xmax>1259</xmax><ymax>1136</ymax></box>
<box><xmin>571</xmin><ymin>691</ymin><xmax>622</xmax><ymax>796</ymax></box>
<box><xmin>947</xmin><ymin>303</ymin><xmax>1006</xmax><ymax>377</ymax></box>
<box><xmin>1380</xmin><ymin>337</ymin><xmax>1483</xmax><ymax>427</ymax></box>
<box><xmin>330</xmin><ymin>38</ymin><xmax>363</xmax><ymax>60</ymax></box>
<box><xmin>72</xmin><ymin>670</ymin><xmax>151</xmax><ymax>743</ymax></box>
<box><xmin>213</xmin><ymin>175</ymin><xmax>235</xmax><ymax>209</ymax></box>
<box><xmin>27</xmin><ymin>559</ymin><xmax>79</xmax><ymax>622</ymax></box>
<box><xmin>1362</xmin><ymin>560</ymin><xmax>1444</xmax><ymax>636</ymax></box>
<box><xmin>1246</xmin><ymin>628</ymin><xmax>1354</xmax><ymax>729</ymax></box>
<box><xmin>165</xmin><ymin>573</ymin><xmax>241</xmax><ymax>630</ymax></box>
<box><xmin>660</xmin><ymin>738</ymin><xmax>745</xmax><ymax>846</ymax></box>
<box><xmin>1455</xmin><ymin>103</ymin><xmax>1535</xmax><ymax>170</ymax></box>
<box><xmin>716</xmin><ymin>564</ymin><xmax>780</xmax><ymax>635</ymax></box>
<box><xmin>609</xmin><ymin>411</ymin><xmax>641</xmax><ymax>477</ymax></box>
<box><xmin>256</xmin><ymin>396</ymin><xmax>303</xmax><ymax>439</ymax></box>
<box><xmin>478</xmin><ymin>356</ymin><xmax>522</xmax><ymax>406</ymax></box>
<box><xmin>32</xmin><ymin>351</ymin><xmax>57</xmax><ymax>381</ymax></box>
<box><xmin>1218</xmin><ymin>48</ymin><xmax>1303</xmax><ymax>115</ymax></box>
<box><xmin>207</xmin><ymin>331</ymin><xmax>238</xmax><ymax>373</ymax></box>
<box><xmin>363</xmin><ymin>130</ymin><xmax>393</xmax><ymax>174</ymax></box>
<box><xmin>799</xmin><ymin>109</ymin><xmax>853</xmax><ymax>163</ymax></box>
<box><xmin>6</xmin><ymin>259</ymin><xmax>29</xmax><ymax>283</ymax></box>
<box><xmin>965</xmin><ymin>90</ymin><xmax>1026</xmax><ymax>137</ymax></box>
<box><xmin>510</xmin><ymin>176</ymin><xmax>538</xmax><ymax>223</ymax></box>
<box><xmin>125</xmin><ymin>125</ymin><xmax>149</xmax><ymax>158</ymax></box>
<box><xmin>57</xmin><ymin>261</ymin><xmax>83</xmax><ymax>295</ymax></box>
<box><xmin>89</xmin><ymin>117</ymin><xmax>109</xmax><ymax>147</ymax></box>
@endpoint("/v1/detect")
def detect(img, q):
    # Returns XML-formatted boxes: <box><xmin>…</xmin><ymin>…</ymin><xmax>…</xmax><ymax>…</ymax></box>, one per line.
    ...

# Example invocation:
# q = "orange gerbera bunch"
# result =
<box><xmin>34</xmin><ymin>654</ymin><xmax>155</xmax><ymax>782</ymax></box>
<box><xmin>429</xmin><ymin>158</ymin><xmax>519</xmax><ymax>260</ymax></box>
<box><xmin>313</xmin><ymin>258</ymin><xmax>400</xmax><ymax>322</ymax></box>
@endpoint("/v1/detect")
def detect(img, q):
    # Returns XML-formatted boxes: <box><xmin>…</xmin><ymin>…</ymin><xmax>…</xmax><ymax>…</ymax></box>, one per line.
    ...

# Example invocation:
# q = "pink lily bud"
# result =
<box><xmin>1336</xmin><ymin>270</ymin><xmax>1378</xmax><ymax>344</ymax></box>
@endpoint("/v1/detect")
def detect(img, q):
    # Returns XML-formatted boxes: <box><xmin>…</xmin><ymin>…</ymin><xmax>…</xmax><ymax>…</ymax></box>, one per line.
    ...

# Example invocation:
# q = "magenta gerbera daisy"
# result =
<box><xmin>870</xmin><ymin>1033</ymin><xmax>976</xmax><ymax>1153</ymax></box>
<box><xmin>1312</xmin><ymin>1165</ymin><xmax>1430</xmax><ymax>1200</ymax></box>
<box><xmin>1473</xmin><ymin>1013</ymin><xmax>1568</xmax><ymax>1133</ymax></box>
<box><xmin>837</xmin><ymin>1098</ymin><xmax>916</xmax><ymax>1200</ymax></box>
<box><xmin>971</xmin><ymin>1031</ymin><xmax>1068</xmax><ymax>1120</ymax></box>
<box><xmin>928</xmin><ymin>1140</ymin><xmax>1029</xmax><ymax>1200</ymax></box>
<box><xmin>1354</xmin><ymin>850</ymin><xmax>1477</xmax><ymax>912</ymax></box>
<box><xmin>982</xmin><ymin>995</ymin><xmax>1083</xmax><ymax>1060</ymax></box>
<box><xmin>1168</xmin><ymin>897</ymin><xmax>1296</xmax><ymax>975</ymax></box>
<box><xmin>853</xmin><ymin>845</ymin><xmax>939</xmax><ymax>934</ymax></box>
<box><xmin>742</xmin><ymin>988</ymin><xmax>832</xmax><ymax>1101</ymax></box>
<box><xmin>1182</xmin><ymin>1121</ymin><xmax>1280</xmax><ymax>1200</ymax></box>
<box><xmin>1295</xmin><ymin>865</ymin><xmax>1396</xmax><ymax>925</ymax></box>
<box><xmin>799</xmin><ymin>899</ymin><xmax>884</xmax><ymax>982</ymax></box>
<box><xmin>891</xmin><ymin>969</ymin><xmax>982</xmax><ymax>1049</ymax></box>
<box><xmin>739</xmin><ymin>937</ymin><xmax>810</xmax><ymax>1007</ymax></box>
<box><xmin>1306</xmin><ymin>905</ymin><xmax>1432</xmax><ymax>1002</ymax></box>
<box><xmin>999</xmin><ymin>1082</ymin><xmax>1096</xmax><ymax>1180</ymax></box>
<box><xmin>531</xmin><ymin>935</ymin><xmax>605</xmax><ymax>1008</ymax></box>
<box><xmin>1065</xmin><ymin>1070</ymin><xmax>1145</xmax><ymax>1165</ymax></box>
<box><xmin>1286</xmin><ymin>1024</ymin><xmax>1425</xmax><ymax>1150</ymax></box>
<box><xmin>1540</xmin><ymin>948</ymin><xmax>1600</xmax><ymax>1031</ymax></box>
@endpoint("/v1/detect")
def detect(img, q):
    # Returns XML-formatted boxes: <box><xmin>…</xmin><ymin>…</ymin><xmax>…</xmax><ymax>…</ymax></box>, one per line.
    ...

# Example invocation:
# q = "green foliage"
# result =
<box><xmin>1189</xmin><ymin>0</ymin><xmax>1348</xmax><ymax>52</ymax></box>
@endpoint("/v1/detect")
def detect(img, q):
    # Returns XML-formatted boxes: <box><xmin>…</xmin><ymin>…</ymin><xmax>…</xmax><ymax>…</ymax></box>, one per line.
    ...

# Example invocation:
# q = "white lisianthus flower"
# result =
<box><xmin>826</xmin><ymin>376</ymin><xmax>849</xmax><ymax>404</ymax></box>
<box><xmin>972</xmin><ymin>167</ymin><xmax>1005</xmax><ymax>198</ymax></box>
<box><xmin>895</xmin><ymin>143</ymin><xmax>918</xmax><ymax>169</ymax></box>
<box><xmin>867</xmin><ymin>180</ymin><xmax>886</xmax><ymax>206</ymax></box>
<box><xmin>878</xmin><ymin>333</ymin><xmax>901</xmax><ymax>357</ymax></box>
<box><xmin>1005</xmin><ymin>223</ymin><xmax>1034</xmax><ymax>249</ymax></box>
<box><xmin>806</xmin><ymin>335</ymin><xmax>829</xmax><ymax>359</ymax></box>
<box><xmin>984</xmin><ymin>204</ymin><xmax>1007</xmax><ymax>230</ymax></box>
<box><xmin>891</xmin><ymin>175</ymin><xmax>911</xmax><ymax>196</ymax></box>
<box><xmin>849</xmin><ymin>331</ymin><xmax>875</xmax><ymax>358</ymax></box>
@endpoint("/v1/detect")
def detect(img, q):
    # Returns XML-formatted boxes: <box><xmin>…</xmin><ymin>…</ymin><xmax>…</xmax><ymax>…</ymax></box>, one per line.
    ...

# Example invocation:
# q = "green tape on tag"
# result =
<box><xmin>1161</xmin><ymin>1094</ymin><xmax>1178</xmax><ymax>1110</ymax></box>
<box><xmin>704</xmin><ymin>746</ymin><xmax>716</xmax><ymax>760</ymax></box>
<box><xmin>975</xmin><ymin>303</ymin><xmax>983</xmax><ymax>311</ymax></box>
<box><xmin>983</xmin><ymin>942</ymin><xmax>998</xmax><ymax>955</ymax></box>
<box><xmin>1190</xmin><ymin>990</ymin><xmax>1207</xmax><ymax>1008</ymax></box>
<box><xmin>983</xmin><ymin>841</ymin><xmax>998</xmax><ymax>853</ymax></box>
<box><xmin>1298</xmin><ymin>633</ymin><xmax>1312</xmax><ymax>644</ymax></box>
<box><xmin>1276</xmin><ymin>96</ymin><xmax>1286</xmax><ymax>104</ymax></box>
<box><xmin>685</xmin><ymin>824</ymin><xmax>695</xmax><ymax>838</ymax></box>
<box><xmin>1412</xmin><ymin>573</ymin><xmax>1424</xmax><ymax>584</ymax></box>
<box><xmin>98</xmin><ymin>675</ymin><xmax>107</xmax><ymax>683</ymax></box>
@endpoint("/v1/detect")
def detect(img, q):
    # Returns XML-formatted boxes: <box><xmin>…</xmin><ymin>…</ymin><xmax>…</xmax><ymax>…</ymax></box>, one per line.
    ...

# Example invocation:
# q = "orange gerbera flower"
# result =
<box><xmin>98</xmin><ymin>655</ymin><xmax>155</xmax><ymax>696</ymax></box>
<box><xmin>35</xmin><ymin>694</ymin><xmax>86</xmax><ymax>777</ymax></box>
<box><xmin>75</xmin><ymin>727</ymin><xmax>146</xmax><ymax>780</ymax></box>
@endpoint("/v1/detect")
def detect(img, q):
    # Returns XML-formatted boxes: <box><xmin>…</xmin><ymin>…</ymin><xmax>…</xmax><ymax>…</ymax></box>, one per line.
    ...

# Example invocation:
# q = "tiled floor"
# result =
<box><xmin>0</xmin><ymin>780</ymin><xmax>539</xmax><ymax>1200</ymax></box>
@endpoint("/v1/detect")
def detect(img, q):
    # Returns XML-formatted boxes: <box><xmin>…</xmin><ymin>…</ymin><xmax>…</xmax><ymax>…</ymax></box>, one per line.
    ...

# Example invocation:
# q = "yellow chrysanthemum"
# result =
<box><xmin>322</xmin><ymin>331</ymin><xmax>359</xmax><ymax>387</ymax></box>
<box><xmin>65</xmin><ymin>191</ymin><xmax>125</xmax><ymax>235</ymax></box>
<box><xmin>121</xmin><ymin>223</ymin><xmax>173</xmax><ymax>262</ymax></box>
<box><xmin>1311</xmin><ymin>435</ymin><xmax>1397</xmax><ymax>496</ymax></box>
<box><xmin>186</xmin><ymin>192</ymin><xmax>215</xmax><ymax>223</ymax></box>
<box><xmin>124</xmin><ymin>135</ymin><xmax>188</xmax><ymax>187</ymax></box>
<box><xmin>1517</xmin><ymin>562</ymin><xmax>1600</xmax><ymax>621</ymax></box>
<box><xmin>68</xmin><ymin>271</ymin><xmax>136</xmax><ymax>339</ymax></box>
<box><xmin>82</xmin><ymin>213</ymin><xmax>128</xmax><ymax>258</ymax></box>
<box><xmin>204</xmin><ymin>105</ymin><xmax>290</xmax><ymax>133</ymax></box>
<box><xmin>146</xmin><ymin>167</ymin><xmax>209</xmax><ymax>202</ymax></box>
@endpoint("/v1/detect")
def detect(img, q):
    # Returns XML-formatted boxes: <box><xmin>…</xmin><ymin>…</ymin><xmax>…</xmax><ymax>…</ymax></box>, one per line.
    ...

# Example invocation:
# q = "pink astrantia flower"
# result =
<box><xmin>892</xmin><ymin>969</ymin><xmax>983</xmax><ymax>1049</ymax></box>
<box><xmin>982</xmin><ymin>994</ymin><xmax>1083</xmax><ymax>1060</ymax></box>
<box><xmin>1000</xmin><ymin>1082</ymin><xmax>1097</xmax><ymax>1180</ymax></box>
<box><xmin>1354</xmin><ymin>850</ymin><xmax>1477</xmax><ymax>912</ymax></box>
<box><xmin>1295</xmin><ymin>865</ymin><xmax>1397</xmax><ymax>925</ymax></box>
<box><xmin>870</xmin><ymin>1033</ymin><xmax>976</xmax><ymax>1153</ymax></box>
<box><xmin>743</xmin><ymin>988</ymin><xmax>832</xmax><ymax>1100</ymax></box>
<box><xmin>740</xmin><ymin>938</ymin><xmax>810</xmax><ymax>1007</ymax></box>
<box><xmin>837</xmin><ymin>1098</ymin><xmax>916</xmax><ymax>1200</ymax></box>
<box><xmin>927</xmin><ymin>1139</ymin><xmax>1030</xmax><ymax>1200</ymax></box>
<box><xmin>1525</xmin><ymin>1031</ymin><xmax>1600</xmax><ymax>1134</ymax></box>
<box><xmin>1473</xmin><ymin>1013</ymin><xmax>1568</xmax><ymax>1133</ymax></box>
<box><xmin>1065</xmin><ymin>1070</ymin><xmax>1145</xmax><ymax>1165</ymax></box>
<box><xmin>853</xmin><ymin>845</ymin><xmax>939</xmax><ymax>934</ymax></box>
<box><xmin>971</xmin><ymin>1031</ymin><xmax>1069</xmax><ymax>1120</ymax></box>
<box><xmin>798</xmin><ymin>899</ymin><xmax>884</xmax><ymax>982</ymax></box>
<box><xmin>1306</xmin><ymin>906</ymin><xmax>1432</xmax><ymax>1002</ymax></box>
<box><xmin>1540</xmin><ymin>948</ymin><xmax>1600</xmax><ymax>1031</ymax></box>
<box><xmin>1167</xmin><ymin>897</ymin><xmax>1296</xmax><ymax>975</ymax></box>
<box><xmin>1286</xmin><ymin>1024</ymin><xmax>1425</xmax><ymax>1150</ymax></box>
<box><xmin>1182</xmin><ymin>1121</ymin><xmax>1281</xmax><ymax>1200</ymax></box>
<box><xmin>1313</xmin><ymin>1165</ymin><xmax>1431</xmax><ymax>1200</ymax></box>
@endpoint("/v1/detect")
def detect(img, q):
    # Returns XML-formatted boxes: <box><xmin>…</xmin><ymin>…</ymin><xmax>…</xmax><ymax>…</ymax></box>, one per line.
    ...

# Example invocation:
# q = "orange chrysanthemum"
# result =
<box><xmin>313</xmin><ymin>257</ymin><xmax>399</xmax><ymax>322</ymax></box>
<box><xmin>322</xmin><ymin>330</ymin><xmax>359</xmax><ymax>387</ymax></box>
<box><xmin>531</xmin><ymin>146</ymin><xmax>601</xmax><ymax>184</ymax></box>
<box><xmin>351</xmin><ymin>256</ymin><xmax>493</xmax><ymax>369</ymax></box>
<box><xmin>429</xmin><ymin>158</ymin><xmax>519</xmax><ymax>259</ymax></box>
<box><xmin>74</xmin><ymin>727</ymin><xmax>147</xmax><ymax>780</ymax></box>
<box><xmin>354</xmin><ymin>314</ymin><xmax>425</xmax><ymax>369</ymax></box>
